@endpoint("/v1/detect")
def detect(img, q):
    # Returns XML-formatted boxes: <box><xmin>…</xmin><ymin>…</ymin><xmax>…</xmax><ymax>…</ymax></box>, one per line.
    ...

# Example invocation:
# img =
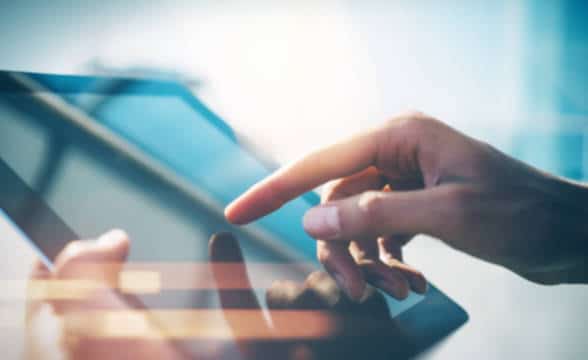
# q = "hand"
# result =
<box><xmin>24</xmin><ymin>230</ymin><xmax>186</xmax><ymax>360</ymax></box>
<box><xmin>225</xmin><ymin>111</ymin><xmax>588</xmax><ymax>299</ymax></box>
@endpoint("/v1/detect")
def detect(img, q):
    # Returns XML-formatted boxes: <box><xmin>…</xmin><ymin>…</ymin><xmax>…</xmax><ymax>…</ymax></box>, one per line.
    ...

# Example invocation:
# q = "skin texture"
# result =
<box><xmin>25</xmin><ymin>231</ymin><xmax>397</xmax><ymax>360</ymax></box>
<box><xmin>225</xmin><ymin>112</ymin><xmax>588</xmax><ymax>301</ymax></box>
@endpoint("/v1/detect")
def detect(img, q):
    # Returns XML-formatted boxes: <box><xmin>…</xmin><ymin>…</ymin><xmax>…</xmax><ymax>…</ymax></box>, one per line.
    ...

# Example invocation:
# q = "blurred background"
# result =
<box><xmin>0</xmin><ymin>1</ymin><xmax>587</xmax><ymax>359</ymax></box>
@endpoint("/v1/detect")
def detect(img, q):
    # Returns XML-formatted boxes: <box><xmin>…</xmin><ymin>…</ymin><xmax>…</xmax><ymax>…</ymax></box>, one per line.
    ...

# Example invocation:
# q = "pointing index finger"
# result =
<box><xmin>225</xmin><ymin>128</ymin><xmax>380</xmax><ymax>224</ymax></box>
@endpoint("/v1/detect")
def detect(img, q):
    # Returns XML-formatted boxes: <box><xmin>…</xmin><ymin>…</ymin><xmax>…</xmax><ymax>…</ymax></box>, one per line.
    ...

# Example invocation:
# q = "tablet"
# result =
<box><xmin>0</xmin><ymin>71</ymin><xmax>467</xmax><ymax>358</ymax></box>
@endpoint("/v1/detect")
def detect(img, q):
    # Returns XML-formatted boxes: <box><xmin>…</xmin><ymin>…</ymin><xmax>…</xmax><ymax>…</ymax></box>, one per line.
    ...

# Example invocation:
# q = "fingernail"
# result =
<box><xmin>97</xmin><ymin>229</ymin><xmax>127</xmax><ymax>246</ymax></box>
<box><xmin>303</xmin><ymin>206</ymin><xmax>341</xmax><ymax>239</ymax></box>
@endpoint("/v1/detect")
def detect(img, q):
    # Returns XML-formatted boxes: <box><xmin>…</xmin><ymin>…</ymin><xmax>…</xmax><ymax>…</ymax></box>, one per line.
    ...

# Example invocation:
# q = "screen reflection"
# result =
<box><xmin>0</xmin><ymin>72</ymin><xmax>430</xmax><ymax>359</ymax></box>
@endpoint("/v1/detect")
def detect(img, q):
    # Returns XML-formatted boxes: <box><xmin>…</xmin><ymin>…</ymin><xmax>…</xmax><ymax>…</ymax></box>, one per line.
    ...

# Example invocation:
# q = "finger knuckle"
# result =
<box><xmin>380</xmin><ymin>252</ymin><xmax>399</xmax><ymax>265</ymax></box>
<box><xmin>464</xmin><ymin>140</ymin><xmax>496</xmax><ymax>178</ymax></box>
<box><xmin>403</xmin><ymin>109</ymin><xmax>430</xmax><ymax>121</ymax></box>
<box><xmin>322</xmin><ymin>179</ymin><xmax>345</xmax><ymax>202</ymax></box>
<box><xmin>386</xmin><ymin>110</ymin><xmax>433</xmax><ymax>125</ymax></box>
<box><xmin>444</xmin><ymin>185</ymin><xmax>475</xmax><ymax>226</ymax></box>
<box><xmin>357</xmin><ymin>191</ymin><xmax>384</xmax><ymax>224</ymax></box>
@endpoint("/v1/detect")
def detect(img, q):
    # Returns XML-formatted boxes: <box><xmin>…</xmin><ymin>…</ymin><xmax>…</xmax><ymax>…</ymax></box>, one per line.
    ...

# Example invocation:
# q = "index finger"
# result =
<box><xmin>225</xmin><ymin>128</ymin><xmax>380</xmax><ymax>224</ymax></box>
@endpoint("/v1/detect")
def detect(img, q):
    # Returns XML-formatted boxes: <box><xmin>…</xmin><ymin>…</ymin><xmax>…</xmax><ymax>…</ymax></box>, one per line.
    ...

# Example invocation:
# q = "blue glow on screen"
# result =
<box><xmin>65</xmin><ymin>84</ymin><xmax>424</xmax><ymax>314</ymax></box>
<box><xmin>69</xmin><ymin>88</ymin><xmax>317</xmax><ymax>260</ymax></box>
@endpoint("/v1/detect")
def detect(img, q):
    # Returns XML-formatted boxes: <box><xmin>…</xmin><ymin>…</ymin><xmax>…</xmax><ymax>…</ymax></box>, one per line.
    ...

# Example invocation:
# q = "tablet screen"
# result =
<box><xmin>0</xmin><ymin>72</ymin><xmax>423</xmax><ymax>309</ymax></box>
<box><xmin>0</xmin><ymin>72</ymin><xmax>465</xmax><ymax>358</ymax></box>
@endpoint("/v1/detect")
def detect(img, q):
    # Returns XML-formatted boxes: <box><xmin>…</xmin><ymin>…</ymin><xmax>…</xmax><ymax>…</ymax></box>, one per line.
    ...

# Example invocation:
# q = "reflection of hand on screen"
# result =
<box><xmin>24</xmin><ymin>230</ymin><xmax>184</xmax><ymax>360</ymax></box>
<box><xmin>209</xmin><ymin>232</ymin><xmax>405</xmax><ymax>360</ymax></box>
<box><xmin>25</xmin><ymin>230</ymin><xmax>399</xmax><ymax>360</ymax></box>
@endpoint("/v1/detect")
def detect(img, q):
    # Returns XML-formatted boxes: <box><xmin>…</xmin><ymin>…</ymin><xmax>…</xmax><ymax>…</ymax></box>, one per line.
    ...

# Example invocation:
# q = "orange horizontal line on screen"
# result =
<box><xmin>2</xmin><ymin>262</ymin><xmax>318</xmax><ymax>299</ymax></box>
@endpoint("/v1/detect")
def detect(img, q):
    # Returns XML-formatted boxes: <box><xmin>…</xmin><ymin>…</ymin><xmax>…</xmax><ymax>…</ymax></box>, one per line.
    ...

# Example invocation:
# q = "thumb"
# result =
<box><xmin>51</xmin><ymin>230</ymin><xmax>130</xmax><ymax>314</ymax></box>
<box><xmin>303</xmin><ymin>188</ymin><xmax>448</xmax><ymax>241</ymax></box>
<box><xmin>54</xmin><ymin>229</ymin><xmax>130</xmax><ymax>281</ymax></box>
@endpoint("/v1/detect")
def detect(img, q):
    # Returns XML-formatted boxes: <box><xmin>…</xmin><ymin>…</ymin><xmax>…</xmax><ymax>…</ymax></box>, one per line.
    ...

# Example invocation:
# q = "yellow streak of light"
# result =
<box><xmin>64</xmin><ymin>309</ymin><xmax>338</xmax><ymax>340</ymax></box>
<box><xmin>26</xmin><ymin>279</ymin><xmax>105</xmax><ymax>300</ymax></box>
<box><xmin>3</xmin><ymin>261</ymin><xmax>317</xmax><ymax>300</ymax></box>
<box><xmin>119</xmin><ymin>271</ymin><xmax>161</xmax><ymax>294</ymax></box>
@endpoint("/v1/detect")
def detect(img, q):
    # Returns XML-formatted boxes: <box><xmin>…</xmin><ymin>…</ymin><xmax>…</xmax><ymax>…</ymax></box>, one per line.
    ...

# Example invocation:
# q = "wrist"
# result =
<box><xmin>534</xmin><ymin>172</ymin><xmax>588</xmax><ymax>283</ymax></box>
